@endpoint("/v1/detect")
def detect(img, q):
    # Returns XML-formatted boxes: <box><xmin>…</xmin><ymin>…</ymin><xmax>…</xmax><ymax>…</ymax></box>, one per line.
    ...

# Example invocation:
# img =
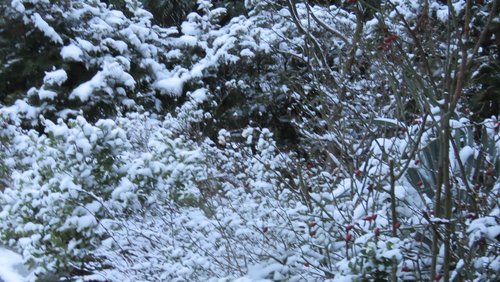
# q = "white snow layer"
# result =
<box><xmin>155</xmin><ymin>77</ymin><xmax>184</xmax><ymax>97</ymax></box>
<box><xmin>60</xmin><ymin>44</ymin><xmax>84</xmax><ymax>62</ymax></box>
<box><xmin>0</xmin><ymin>247</ymin><xmax>28</xmax><ymax>282</ymax></box>
<box><xmin>43</xmin><ymin>69</ymin><xmax>68</xmax><ymax>86</ymax></box>
<box><xmin>71</xmin><ymin>81</ymin><xmax>93</xmax><ymax>101</ymax></box>
<box><xmin>37</xmin><ymin>89</ymin><xmax>57</xmax><ymax>100</ymax></box>
<box><xmin>31</xmin><ymin>13</ymin><xmax>63</xmax><ymax>44</ymax></box>
<box><xmin>190</xmin><ymin>88</ymin><xmax>207</xmax><ymax>103</ymax></box>
<box><xmin>70</xmin><ymin>61</ymin><xmax>135</xmax><ymax>101</ymax></box>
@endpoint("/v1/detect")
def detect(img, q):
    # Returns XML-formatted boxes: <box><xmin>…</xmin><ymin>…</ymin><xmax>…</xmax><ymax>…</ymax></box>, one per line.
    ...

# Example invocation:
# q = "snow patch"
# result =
<box><xmin>61</xmin><ymin>44</ymin><xmax>83</xmax><ymax>62</ymax></box>
<box><xmin>0</xmin><ymin>247</ymin><xmax>28</xmax><ymax>282</ymax></box>
<box><xmin>190</xmin><ymin>89</ymin><xmax>207</xmax><ymax>103</ymax></box>
<box><xmin>71</xmin><ymin>81</ymin><xmax>93</xmax><ymax>102</ymax></box>
<box><xmin>10</xmin><ymin>0</ymin><xmax>25</xmax><ymax>13</ymax></box>
<box><xmin>459</xmin><ymin>146</ymin><xmax>474</xmax><ymax>165</ymax></box>
<box><xmin>240</xmin><ymin>48</ymin><xmax>255</xmax><ymax>57</ymax></box>
<box><xmin>38</xmin><ymin>89</ymin><xmax>57</xmax><ymax>100</ymax></box>
<box><xmin>31</xmin><ymin>13</ymin><xmax>63</xmax><ymax>44</ymax></box>
<box><xmin>155</xmin><ymin>77</ymin><xmax>184</xmax><ymax>97</ymax></box>
<box><xmin>43</xmin><ymin>69</ymin><xmax>68</xmax><ymax>86</ymax></box>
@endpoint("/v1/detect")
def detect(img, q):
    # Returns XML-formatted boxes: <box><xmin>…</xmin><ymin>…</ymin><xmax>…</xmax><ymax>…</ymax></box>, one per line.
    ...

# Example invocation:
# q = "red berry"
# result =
<box><xmin>309</xmin><ymin>230</ymin><xmax>316</xmax><ymax>236</ymax></box>
<box><xmin>417</xmin><ymin>180</ymin><xmax>423</xmax><ymax>186</ymax></box>
<box><xmin>465</xmin><ymin>213</ymin><xmax>478</xmax><ymax>219</ymax></box>
<box><xmin>385</xmin><ymin>34</ymin><xmax>398</xmax><ymax>43</ymax></box>
<box><xmin>434</xmin><ymin>273</ymin><xmax>442</xmax><ymax>281</ymax></box>
<box><xmin>374</xmin><ymin>228</ymin><xmax>381</xmax><ymax>236</ymax></box>
<box><xmin>379</xmin><ymin>43</ymin><xmax>391</xmax><ymax>51</ymax></box>
<box><xmin>346</xmin><ymin>233</ymin><xmax>353</xmax><ymax>241</ymax></box>
<box><xmin>345</xmin><ymin>225</ymin><xmax>354</xmax><ymax>231</ymax></box>
<box><xmin>414</xmin><ymin>159</ymin><xmax>420</xmax><ymax>165</ymax></box>
<box><xmin>355</xmin><ymin>169</ymin><xmax>362</xmax><ymax>177</ymax></box>
<box><xmin>402</xmin><ymin>264</ymin><xmax>409</xmax><ymax>272</ymax></box>
<box><xmin>478</xmin><ymin>237</ymin><xmax>486</xmax><ymax>246</ymax></box>
<box><xmin>394</xmin><ymin>222</ymin><xmax>401</xmax><ymax>229</ymax></box>
<box><xmin>304</xmin><ymin>262</ymin><xmax>309</xmax><ymax>267</ymax></box>
<box><xmin>363</xmin><ymin>214</ymin><xmax>377</xmax><ymax>221</ymax></box>
<box><xmin>262</xmin><ymin>227</ymin><xmax>268</xmax><ymax>233</ymax></box>
<box><xmin>485</xmin><ymin>168</ymin><xmax>494</xmax><ymax>176</ymax></box>
<box><xmin>308</xmin><ymin>222</ymin><xmax>317</xmax><ymax>228</ymax></box>
<box><xmin>306</xmin><ymin>162</ymin><xmax>313</xmax><ymax>170</ymax></box>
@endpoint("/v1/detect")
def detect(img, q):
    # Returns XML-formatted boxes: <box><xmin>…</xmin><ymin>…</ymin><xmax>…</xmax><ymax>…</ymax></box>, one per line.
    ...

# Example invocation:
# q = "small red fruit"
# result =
<box><xmin>355</xmin><ymin>169</ymin><xmax>362</xmax><ymax>177</ymax></box>
<box><xmin>401</xmin><ymin>264</ymin><xmax>409</xmax><ymax>272</ymax></box>
<box><xmin>394</xmin><ymin>222</ymin><xmax>401</xmax><ymax>229</ymax></box>
<box><xmin>374</xmin><ymin>228</ymin><xmax>381</xmax><ymax>236</ymax></box>
<box><xmin>434</xmin><ymin>273</ymin><xmax>443</xmax><ymax>281</ymax></box>
<box><xmin>363</xmin><ymin>214</ymin><xmax>377</xmax><ymax>221</ymax></box>
<box><xmin>414</xmin><ymin>159</ymin><xmax>421</xmax><ymax>165</ymax></box>
<box><xmin>308</xmin><ymin>222</ymin><xmax>317</xmax><ymax>228</ymax></box>
<box><xmin>380</xmin><ymin>43</ymin><xmax>391</xmax><ymax>51</ymax></box>
<box><xmin>384</xmin><ymin>34</ymin><xmax>398</xmax><ymax>44</ymax></box>
<box><xmin>345</xmin><ymin>225</ymin><xmax>354</xmax><ymax>231</ymax></box>
<box><xmin>262</xmin><ymin>227</ymin><xmax>268</xmax><ymax>233</ymax></box>
<box><xmin>304</xmin><ymin>262</ymin><xmax>309</xmax><ymax>267</ymax></box>
<box><xmin>309</xmin><ymin>230</ymin><xmax>316</xmax><ymax>236</ymax></box>
<box><xmin>345</xmin><ymin>233</ymin><xmax>353</xmax><ymax>241</ymax></box>
<box><xmin>306</xmin><ymin>162</ymin><xmax>314</xmax><ymax>170</ymax></box>
<box><xmin>485</xmin><ymin>168</ymin><xmax>494</xmax><ymax>176</ymax></box>
<box><xmin>465</xmin><ymin>213</ymin><xmax>478</xmax><ymax>219</ymax></box>
<box><xmin>478</xmin><ymin>237</ymin><xmax>486</xmax><ymax>246</ymax></box>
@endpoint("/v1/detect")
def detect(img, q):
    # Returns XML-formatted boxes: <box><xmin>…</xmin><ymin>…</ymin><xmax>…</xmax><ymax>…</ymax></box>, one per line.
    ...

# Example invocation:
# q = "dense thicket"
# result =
<box><xmin>0</xmin><ymin>0</ymin><xmax>499</xmax><ymax>281</ymax></box>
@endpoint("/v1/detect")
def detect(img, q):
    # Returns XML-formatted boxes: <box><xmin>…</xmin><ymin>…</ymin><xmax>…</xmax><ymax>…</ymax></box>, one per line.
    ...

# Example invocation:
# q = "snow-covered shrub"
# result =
<box><xmin>0</xmin><ymin>112</ymin><xmax>208</xmax><ymax>280</ymax></box>
<box><xmin>1</xmin><ymin>0</ymin><xmax>185</xmax><ymax>124</ymax></box>
<box><xmin>0</xmin><ymin>1</ymin><xmax>498</xmax><ymax>281</ymax></box>
<box><xmin>0</xmin><ymin>116</ymin><xmax>130</xmax><ymax>278</ymax></box>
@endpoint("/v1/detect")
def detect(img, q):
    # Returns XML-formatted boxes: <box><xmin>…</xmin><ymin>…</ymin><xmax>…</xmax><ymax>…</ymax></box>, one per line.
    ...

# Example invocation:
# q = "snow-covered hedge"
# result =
<box><xmin>1</xmin><ymin>0</ymin><xmax>499</xmax><ymax>281</ymax></box>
